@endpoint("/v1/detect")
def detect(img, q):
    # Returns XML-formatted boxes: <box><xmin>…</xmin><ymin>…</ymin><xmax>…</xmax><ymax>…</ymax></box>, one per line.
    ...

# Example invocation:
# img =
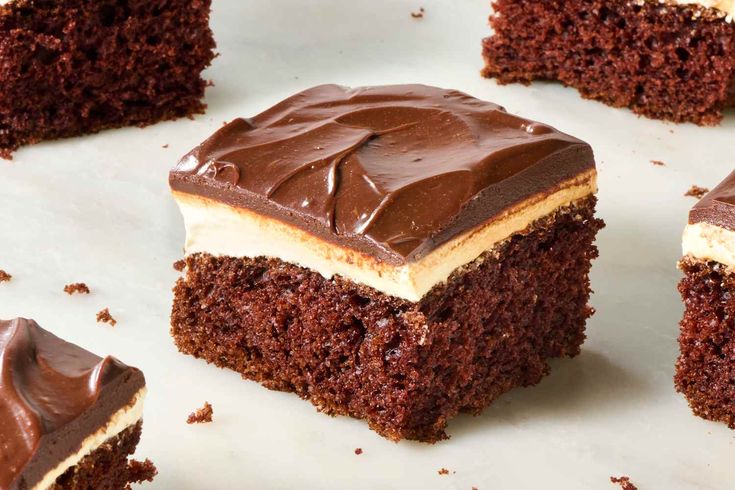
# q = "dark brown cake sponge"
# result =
<box><xmin>51</xmin><ymin>421</ymin><xmax>147</xmax><ymax>490</ymax></box>
<box><xmin>0</xmin><ymin>0</ymin><xmax>216</xmax><ymax>157</ymax></box>
<box><xmin>676</xmin><ymin>257</ymin><xmax>735</xmax><ymax>428</ymax></box>
<box><xmin>483</xmin><ymin>0</ymin><xmax>735</xmax><ymax>125</ymax></box>
<box><xmin>171</xmin><ymin>197</ymin><xmax>603</xmax><ymax>442</ymax></box>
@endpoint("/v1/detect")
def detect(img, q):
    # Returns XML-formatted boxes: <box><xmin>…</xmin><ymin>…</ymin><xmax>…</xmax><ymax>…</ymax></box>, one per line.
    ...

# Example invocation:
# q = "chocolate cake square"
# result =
<box><xmin>0</xmin><ymin>318</ymin><xmax>149</xmax><ymax>489</ymax></box>
<box><xmin>0</xmin><ymin>0</ymin><xmax>216</xmax><ymax>158</ymax></box>
<box><xmin>169</xmin><ymin>84</ymin><xmax>604</xmax><ymax>442</ymax></box>
<box><xmin>678</xmin><ymin>171</ymin><xmax>735</xmax><ymax>427</ymax></box>
<box><xmin>483</xmin><ymin>0</ymin><xmax>735</xmax><ymax>125</ymax></box>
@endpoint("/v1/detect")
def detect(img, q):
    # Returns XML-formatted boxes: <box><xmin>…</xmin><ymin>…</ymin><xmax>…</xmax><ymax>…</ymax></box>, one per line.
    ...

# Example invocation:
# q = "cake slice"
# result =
<box><xmin>0</xmin><ymin>0</ymin><xmax>216</xmax><ymax>158</ymax></box>
<box><xmin>0</xmin><ymin>318</ymin><xmax>149</xmax><ymax>489</ymax></box>
<box><xmin>169</xmin><ymin>84</ymin><xmax>605</xmax><ymax>442</ymax></box>
<box><xmin>678</xmin><ymin>172</ymin><xmax>735</xmax><ymax>427</ymax></box>
<box><xmin>483</xmin><ymin>0</ymin><xmax>735</xmax><ymax>125</ymax></box>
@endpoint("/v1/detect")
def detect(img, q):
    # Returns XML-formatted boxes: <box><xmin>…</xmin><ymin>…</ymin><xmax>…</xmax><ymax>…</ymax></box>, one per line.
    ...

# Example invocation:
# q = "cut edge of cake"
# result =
<box><xmin>483</xmin><ymin>0</ymin><xmax>735</xmax><ymax>125</ymax></box>
<box><xmin>677</xmin><ymin>172</ymin><xmax>735</xmax><ymax>428</ymax></box>
<box><xmin>0</xmin><ymin>0</ymin><xmax>216</xmax><ymax>158</ymax></box>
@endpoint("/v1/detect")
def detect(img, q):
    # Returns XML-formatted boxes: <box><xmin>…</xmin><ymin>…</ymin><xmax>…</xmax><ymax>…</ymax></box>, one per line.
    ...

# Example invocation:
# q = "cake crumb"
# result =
<box><xmin>411</xmin><ymin>7</ymin><xmax>425</xmax><ymax>18</ymax></box>
<box><xmin>187</xmin><ymin>401</ymin><xmax>214</xmax><ymax>424</ymax></box>
<box><xmin>438</xmin><ymin>468</ymin><xmax>449</xmax><ymax>475</ymax></box>
<box><xmin>96</xmin><ymin>308</ymin><xmax>117</xmax><ymax>327</ymax></box>
<box><xmin>354</xmin><ymin>448</ymin><xmax>363</xmax><ymax>455</ymax></box>
<box><xmin>610</xmin><ymin>476</ymin><xmax>638</xmax><ymax>490</ymax></box>
<box><xmin>64</xmin><ymin>283</ymin><xmax>90</xmax><ymax>295</ymax></box>
<box><xmin>0</xmin><ymin>270</ymin><xmax>11</xmax><ymax>283</ymax></box>
<box><xmin>650</xmin><ymin>159</ymin><xmax>665</xmax><ymax>166</ymax></box>
<box><xmin>162</xmin><ymin>144</ymin><xmax>169</xmax><ymax>149</ymax></box>
<box><xmin>126</xmin><ymin>459</ymin><xmax>158</xmax><ymax>487</ymax></box>
<box><xmin>173</xmin><ymin>259</ymin><xmax>186</xmax><ymax>272</ymax></box>
<box><xmin>685</xmin><ymin>185</ymin><xmax>709</xmax><ymax>199</ymax></box>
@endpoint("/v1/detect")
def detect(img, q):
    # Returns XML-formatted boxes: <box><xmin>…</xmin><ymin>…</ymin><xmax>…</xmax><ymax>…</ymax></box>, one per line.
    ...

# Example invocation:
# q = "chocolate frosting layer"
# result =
<box><xmin>689</xmin><ymin>170</ymin><xmax>735</xmax><ymax>230</ymax></box>
<box><xmin>0</xmin><ymin>318</ymin><xmax>145</xmax><ymax>490</ymax></box>
<box><xmin>170</xmin><ymin>84</ymin><xmax>595</xmax><ymax>263</ymax></box>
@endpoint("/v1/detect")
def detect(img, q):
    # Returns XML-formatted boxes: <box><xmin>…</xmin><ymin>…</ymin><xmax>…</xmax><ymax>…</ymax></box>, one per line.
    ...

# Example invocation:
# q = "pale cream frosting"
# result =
<box><xmin>32</xmin><ymin>388</ymin><xmax>147</xmax><ymax>490</ymax></box>
<box><xmin>174</xmin><ymin>170</ymin><xmax>597</xmax><ymax>302</ymax></box>
<box><xmin>672</xmin><ymin>0</ymin><xmax>735</xmax><ymax>18</ymax></box>
<box><xmin>682</xmin><ymin>222</ymin><xmax>735</xmax><ymax>267</ymax></box>
<box><xmin>635</xmin><ymin>0</ymin><xmax>735</xmax><ymax>19</ymax></box>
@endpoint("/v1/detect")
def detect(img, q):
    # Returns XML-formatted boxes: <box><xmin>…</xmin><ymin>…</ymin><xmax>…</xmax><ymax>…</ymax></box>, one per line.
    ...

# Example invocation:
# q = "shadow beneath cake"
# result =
<box><xmin>722</xmin><ymin>107</ymin><xmax>735</xmax><ymax>127</ymax></box>
<box><xmin>447</xmin><ymin>350</ymin><xmax>649</xmax><ymax>440</ymax></box>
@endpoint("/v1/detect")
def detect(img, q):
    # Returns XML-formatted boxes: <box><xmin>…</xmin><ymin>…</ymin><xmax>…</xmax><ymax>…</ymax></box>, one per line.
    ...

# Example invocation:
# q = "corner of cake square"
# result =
<box><xmin>678</xmin><ymin>171</ymin><xmax>735</xmax><ymax>428</ymax></box>
<box><xmin>0</xmin><ymin>318</ymin><xmax>151</xmax><ymax>489</ymax></box>
<box><xmin>169</xmin><ymin>84</ymin><xmax>605</xmax><ymax>442</ymax></box>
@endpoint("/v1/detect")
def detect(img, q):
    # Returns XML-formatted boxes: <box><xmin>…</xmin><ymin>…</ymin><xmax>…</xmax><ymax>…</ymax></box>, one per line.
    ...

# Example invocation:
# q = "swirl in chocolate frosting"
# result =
<box><xmin>170</xmin><ymin>84</ymin><xmax>594</xmax><ymax>263</ymax></box>
<box><xmin>0</xmin><ymin>318</ymin><xmax>145</xmax><ymax>489</ymax></box>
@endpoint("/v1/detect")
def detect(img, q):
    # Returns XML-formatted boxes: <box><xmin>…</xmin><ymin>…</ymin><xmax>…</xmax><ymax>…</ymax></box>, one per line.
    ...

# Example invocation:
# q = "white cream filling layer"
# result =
<box><xmin>672</xmin><ymin>0</ymin><xmax>734</xmax><ymax>19</ymax></box>
<box><xmin>32</xmin><ymin>388</ymin><xmax>147</xmax><ymax>490</ymax></box>
<box><xmin>175</xmin><ymin>170</ymin><xmax>597</xmax><ymax>302</ymax></box>
<box><xmin>682</xmin><ymin>222</ymin><xmax>735</xmax><ymax>267</ymax></box>
<box><xmin>634</xmin><ymin>0</ymin><xmax>735</xmax><ymax>20</ymax></box>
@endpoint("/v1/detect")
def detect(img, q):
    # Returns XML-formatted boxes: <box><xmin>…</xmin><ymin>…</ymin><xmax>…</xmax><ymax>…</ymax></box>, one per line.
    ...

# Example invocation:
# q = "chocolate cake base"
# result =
<box><xmin>0</xmin><ymin>0</ymin><xmax>216</xmax><ymax>158</ymax></box>
<box><xmin>51</xmin><ymin>420</ymin><xmax>144</xmax><ymax>490</ymax></box>
<box><xmin>676</xmin><ymin>257</ymin><xmax>735</xmax><ymax>428</ymax></box>
<box><xmin>171</xmin><ymin>197</ymin><xmax>603</xmax><ymax>442</ymax></box>
<box><xmin>482</xmin><ymin>0</ymin><xmax>735</xmax><ymax>125</ymax></box>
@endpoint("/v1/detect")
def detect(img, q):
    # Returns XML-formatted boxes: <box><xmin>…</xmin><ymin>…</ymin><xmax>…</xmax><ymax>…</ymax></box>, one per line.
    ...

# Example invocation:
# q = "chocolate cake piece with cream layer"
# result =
<box><xmin>169</xmin><ymin>84</ymin><xmax>604</xmax><ymax>442</ymax></box>
<box><xmin>678</xmin><ymin>171</ymin><xmax>735</xmax><ymax>428</ymax></box>
<box><xmin>0</xmin><ymin>318</ymin><xmax>148</xmax><ymax>489</ymax></box>
<box><xmin>483</xmin><ymin>0</ymin><xmax>735</xmax><ymax>125</ymax></box>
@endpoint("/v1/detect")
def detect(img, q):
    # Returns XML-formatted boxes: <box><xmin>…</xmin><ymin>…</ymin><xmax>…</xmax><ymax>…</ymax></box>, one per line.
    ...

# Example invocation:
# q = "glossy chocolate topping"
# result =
<box><xmin>170</xmin><ymin>84</ymin><xmax>595</xmax><ymax>263</ymax></box>
<box><xmin>0</xmin><ymin>318</ymin><xmax>145</xmax><ymax>490</ymax></box>
<box><xmin>689</xmin><ymin>170</ymin><xmax>735</xmax><ymax>231</ymax></box>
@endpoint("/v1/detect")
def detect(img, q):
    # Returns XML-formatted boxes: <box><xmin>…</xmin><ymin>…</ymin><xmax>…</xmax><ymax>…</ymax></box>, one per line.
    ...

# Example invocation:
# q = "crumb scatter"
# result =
<box><xmin>650</xmin><ymin>159</ymin><xmax>665</xmax><ymax>166</ymax></box>
<box><xmin>610</xmin><ymin>476</ymin><xmax>638</xmax><ymax>490</ymax></box>
<box><xmin>126</xmin><ymin>458</ymin><xmax>158</xmax><ymax>487</ymax></box>
<box><xmin>354</xmin><ymin>448</ymin><xmax>363</xmax><ymax>455</ymax></box>
<box><xmin>411</xmin><ymin>7</ymin><xmax>425</xmax><ymax>18</ymax></box>
<box><xmin>64</xmin><ymin>283</ymin><xmax>90</xmax><ymax>295</ymax></box>
<box><xmin>173</xmin><ymin>259</ymin><xmax>186</xmax><ymax>272</ymax></box>
<box><xmin>685</xmin><ymin>185</ymin><xmax>709</xmax><ymax>199</ymax></box>
<box><xmin>0</xmin><ymin>270</ymin><xmax>11</xmax><ymax>283</ymax></box>
<box><xmin>187</xmin><ymin>401</ymin><xmax>214</xmax><ymax>424</ymax></box>
<box><xmin>96</xmin><ymin>308</ymin><xmax>117</xmax><ymax>327</ymax></box>
<box><xmin>438</xmin><ymin>468</ymin><xmax>449</xmax><ymax>476</ymax></box>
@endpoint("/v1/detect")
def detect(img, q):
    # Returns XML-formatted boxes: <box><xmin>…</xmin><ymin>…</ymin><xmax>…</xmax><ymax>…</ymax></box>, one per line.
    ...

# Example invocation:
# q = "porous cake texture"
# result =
<box><xmin>169</xmin><ymin>84</ymin><xmax>604</xmax><ymax>442</ymax></box>
<box><xmin>677</xmin><ymin>170</ymin><xmax>735</xmax><ymax>428</ymax></box>
<box><xmin>51</xmin><ymin>422</ymin><xmax>143</xmax><ymax>489</ymax></box>
<box><xmin>0</xmin><ymin>0</ymin><xmax>216</xmax><ymax>158</ymax></box>
<box><xmin>483</xmin><ymin>0</ymin><xmax>735</xmax><ymax>125</ymax></box>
